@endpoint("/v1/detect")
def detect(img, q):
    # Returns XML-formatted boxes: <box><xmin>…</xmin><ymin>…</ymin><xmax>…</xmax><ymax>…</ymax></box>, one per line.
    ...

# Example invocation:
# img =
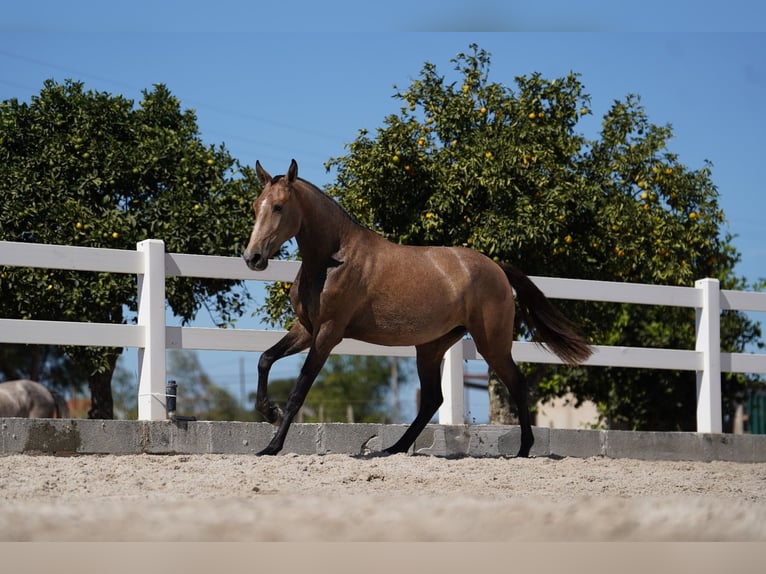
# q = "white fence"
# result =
<box><xmin>2</xmin><ymin>238</ymin><xmax>766</xmax><ymax>433</ymax></box>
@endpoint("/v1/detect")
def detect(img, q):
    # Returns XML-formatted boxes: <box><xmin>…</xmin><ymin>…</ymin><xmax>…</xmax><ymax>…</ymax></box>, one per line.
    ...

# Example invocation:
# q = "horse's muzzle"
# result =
<box><xmin>244</xmin><ymin>253</ymin><xmax>269</xmax><ymax>271</ymax></box>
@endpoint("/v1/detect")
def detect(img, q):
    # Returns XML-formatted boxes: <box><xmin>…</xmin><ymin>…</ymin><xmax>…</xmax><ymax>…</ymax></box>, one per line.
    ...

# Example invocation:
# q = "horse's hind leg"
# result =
<box><xmin>469</xmin><ymin>296</ymin><xmax>534</xmax><ymax>457</ymax></box>
<box><xmin>482</xmin><ymin>352</ymin><xmax>534</xmax><ymax>457</ymax></box>
<box><xmin>256</xmin><ymin>321</ymin><xmax>311</xmax><ymax>424</ymax></box>
<box><xmin>385</xmin><ymin>329</ymin><xmax>466</xmax><ymax>455</ymax></box>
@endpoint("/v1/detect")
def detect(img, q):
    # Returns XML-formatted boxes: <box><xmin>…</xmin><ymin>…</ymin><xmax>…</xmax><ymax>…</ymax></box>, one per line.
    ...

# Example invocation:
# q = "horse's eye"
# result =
<box><xmin>272</xmin><ymin>204</ymin><xmax>283</xmax><ymax>213</ymax></box>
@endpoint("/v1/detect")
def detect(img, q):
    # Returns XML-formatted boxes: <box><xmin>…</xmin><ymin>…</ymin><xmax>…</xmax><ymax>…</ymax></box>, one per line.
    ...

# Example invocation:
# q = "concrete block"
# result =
<box><xmin>0</xmin><ymin>418</ymin><xmax>30</xmax><ymax>453</ymax></box>
<box><xmin>700</xmin><ymin>433</ymin><xmax>761</xmax><ymax>463</ymax></box>
<box><xmin>753</xmin><ymin>434</ymin><xmax>766</xmax><ymax>462</ymax></box>
<box><xmin>143</xmin><ymin>420</ymin><xmax>215</xmax><ymax>454</ymax></box>
<box><xmin>3</xmin><ymin>418</ymin><xmax>766</xmax><ymax>461</ymax></box>
<box><xmin>414</xmin><ymin>425</ymin><xmax>471</xmax><ymax>457</ymax></box>
<box><xmin>494</xmin><ymin>426</ymin><xmax>550</xmax><ymax>458</ymax></box>
<box><xmin>378</xmin><ymin>424</ymin><xmax>411</xmax><ymax>453</ymax></box>
<box><xmin>78</xmin><ymin>420</ymin><xmax>143</xmax><ymax>454</ymax></box>
<box><xmin>496</xmin><ymin>426</ymin><xmax>521</xmax><ymax>456</ymax></box>
<box><xmin>532</xmin><ymin>427</ymin><xmax>550</xmax><ymax>457</ymax></box>
<box><xmin>141</xmin><ymin>420</ymin><xmax>172</xmax><ymax>453</ymax></box>
<box><xmin>318</xmin><ymin>423</ymin><xmax>384</xmax><ymax>455</ymax></box>
<box><xmin>282</xmin><ymin>423</ymin><xmax>320</xmax><ymax>454</ymax></box>
<box><xmin>466</xmin><ymin>426</ymin><xmax>506</xmax><ymax>457</ymax></box>
<box><xmin>460</xmin><ymin>425</ymin><xmax>550</xmax><ymax>457</ymax></box>
<box><xmin>5</xmin><ymin>419</ymin><xmax>83</xmax><ymax>454</ymax></box>
<box><xmin>605</xmin><ymin>430</ymin><xmax>706</xmax><ymax>461</ymax></box>
<box><xmin>167</xmin><ymin>420</ymin><xmax>210</xmax><ymax>454</ymax></box>
<box><xmin>1</xmin><ymin>419</ymin><xmax>143</xmax><ymax>454</ymax></box>
<box><xmin>550</xmin><ymin>428</ymin><xmax>604</xmax><ymax>458</ymax></box>
<box><xmin>209</xmin><ymin>421</ymin><xmax>275</xmax><ymax>454</ymax></box>
<box><xmin>410</xmin><ymin>425</ymin><xmax>434</xmax><ymax>454</ymax></box>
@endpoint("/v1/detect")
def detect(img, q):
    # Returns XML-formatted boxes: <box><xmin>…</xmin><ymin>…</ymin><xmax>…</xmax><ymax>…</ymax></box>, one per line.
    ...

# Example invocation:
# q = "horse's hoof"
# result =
<box><xmin>256</xmin><ymin>446</ymin><xmax>281</xmax><ymax>456</ymax></box>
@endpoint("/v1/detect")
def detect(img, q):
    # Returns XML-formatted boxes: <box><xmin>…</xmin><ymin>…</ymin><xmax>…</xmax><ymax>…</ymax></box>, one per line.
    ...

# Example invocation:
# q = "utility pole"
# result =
<box><xmin>239</xmin><ymin>356</ymin><xmax>246</xmax><ymax>407</ymax></box>
<box><xmin>389</xmin><ymin>357</ymin><xmax>399</xmax><ymax>423</ymax></box>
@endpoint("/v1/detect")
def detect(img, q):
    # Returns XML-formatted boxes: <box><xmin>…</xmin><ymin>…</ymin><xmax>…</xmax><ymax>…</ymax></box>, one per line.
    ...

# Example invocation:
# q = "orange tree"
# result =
<box><xmin>0</xmin><ymin>80</ymin><xmax>257</xmax><ymax>418</ymax></box>
<box><xmin>314</xmin><ymin>45</ymin><xmax>761</xmax><ymax>431</ymax></box>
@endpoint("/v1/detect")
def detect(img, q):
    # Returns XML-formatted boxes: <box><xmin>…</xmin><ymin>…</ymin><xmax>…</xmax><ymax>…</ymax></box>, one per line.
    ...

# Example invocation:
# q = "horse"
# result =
<box><xmin>244</xmin><ymin>159</ymin><xmax>593</xmax><ymax>457</ymax></box>
<box><xmin>0</xmin><ymin>379</ymin><xmax>70</xmax><ymax>418</ymax></box>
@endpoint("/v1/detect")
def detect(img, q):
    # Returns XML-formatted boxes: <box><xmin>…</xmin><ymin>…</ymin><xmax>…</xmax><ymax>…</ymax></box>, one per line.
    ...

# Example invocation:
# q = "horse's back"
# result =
<box><xmin>378</xmin><ymin>243</ymin><xmax>511</xmax><ymax>302</ymax></box>
<box><xmin>0</xmin><ymin>380</ymin><xmax>25</xmax><ymax>416</ymax></box>
<box><xmin>0</xmin><ymin>379</ymin><xmax>57</xmax><ymax>418</ymax></box>
<box><xmin>342</xmin><ymin>240</ymin><xmax>515</xmax><ymax>346</ymax></box>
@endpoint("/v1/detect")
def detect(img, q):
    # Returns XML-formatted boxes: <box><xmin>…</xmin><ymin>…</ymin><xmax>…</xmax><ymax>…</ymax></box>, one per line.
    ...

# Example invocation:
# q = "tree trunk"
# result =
<box><xmin>87</xmin><ymin>351</ymin><xmax>120</xmax><ymax>419</ymax></box>
<box><xmin>488</xmin><ymin>369</ymin><xmax>517</xmax><ymax>425</ymax></box>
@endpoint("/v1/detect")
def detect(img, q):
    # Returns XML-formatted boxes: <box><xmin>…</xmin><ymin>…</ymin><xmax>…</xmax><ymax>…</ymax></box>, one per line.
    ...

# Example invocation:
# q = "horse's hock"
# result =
<box><xmin>1</xmin><ymin>418</ymin><xmax>765</xmax><ymax>462</ymax></box>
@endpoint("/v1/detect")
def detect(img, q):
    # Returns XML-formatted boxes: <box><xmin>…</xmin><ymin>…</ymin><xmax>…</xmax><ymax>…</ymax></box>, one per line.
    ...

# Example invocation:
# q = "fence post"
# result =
<box><xmin>695</xmin><ymin>277</ymin><xmax>722</xmax><ymax>433</ymax></box>
<box><xmin>439</xmin><ymin>339</ymin><xmax>464</xmax><ymax>424</ymax></box>
<box><xmin>136</xmin><ymin>239</ymin><xmax>167</xmax><ymax>421</ymax></box>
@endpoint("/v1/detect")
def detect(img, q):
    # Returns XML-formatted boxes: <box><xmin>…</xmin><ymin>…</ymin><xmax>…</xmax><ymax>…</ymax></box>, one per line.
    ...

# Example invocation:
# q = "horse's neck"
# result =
<box><xmin>295</xmin><ymin>182</ymin><xmax>361</xmax><ymax>263</ymax></box>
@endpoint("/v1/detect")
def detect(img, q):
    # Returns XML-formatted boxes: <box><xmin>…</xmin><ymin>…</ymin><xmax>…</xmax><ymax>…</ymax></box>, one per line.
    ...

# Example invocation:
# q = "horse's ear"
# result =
<box><xmin>255</xmin><ymin>160</ymin><xmax>271</xmax><ymax>186</ymax></box>
<box><xmin>287</xmin><ymin>159</ymin><xmax>298</xmax><ymax>183</ymax></box>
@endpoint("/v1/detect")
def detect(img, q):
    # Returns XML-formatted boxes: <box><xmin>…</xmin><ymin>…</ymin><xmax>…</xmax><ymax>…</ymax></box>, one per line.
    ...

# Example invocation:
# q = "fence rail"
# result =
<box><xmin>2</xmin><ymin>239</ymin><xmax>766</xmax><ymax>432</ymax></box>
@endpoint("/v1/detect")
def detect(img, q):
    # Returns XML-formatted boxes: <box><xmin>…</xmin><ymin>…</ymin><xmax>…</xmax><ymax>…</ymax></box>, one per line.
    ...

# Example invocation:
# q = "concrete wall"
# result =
<box><xmin>2</xmin><ymin>418</ymin><xmax>765</xmax><ymax>462</ymax></box>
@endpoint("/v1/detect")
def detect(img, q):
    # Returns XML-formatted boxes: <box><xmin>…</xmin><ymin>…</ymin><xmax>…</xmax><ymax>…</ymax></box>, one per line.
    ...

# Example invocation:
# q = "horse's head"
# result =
<box><xmin>243</xmin><ymin>159</ymin><xmax>302</xmax><ymax>271</ymax></box>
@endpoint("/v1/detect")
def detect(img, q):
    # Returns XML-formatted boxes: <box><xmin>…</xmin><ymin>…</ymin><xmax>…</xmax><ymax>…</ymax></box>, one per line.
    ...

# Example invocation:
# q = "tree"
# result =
<box><xmin>316</xmin><ymin>45</ymin><xmax>761</xmax><ymax>431</ymax></box>
<box><xmin>260</xmin><ymin>355</ymin><xmax>405</xmax><ymax>423</ymax></box>
<box><xmin>110</xmin><ymin>356</ymin><xmax>139</xmax><ymax>419</ymax></box>
<box><xmin>0</xmin><ymin>80</ymin><xmax>258</xmax><ymax>418</ymax></box>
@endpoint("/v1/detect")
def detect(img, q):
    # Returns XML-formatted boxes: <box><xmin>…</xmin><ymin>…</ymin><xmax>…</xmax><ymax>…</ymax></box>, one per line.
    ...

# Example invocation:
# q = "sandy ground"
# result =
<box><xmin>1</xmin><ymin>452</ymin><xmax>765</xmax><ymax>541</ymax></box>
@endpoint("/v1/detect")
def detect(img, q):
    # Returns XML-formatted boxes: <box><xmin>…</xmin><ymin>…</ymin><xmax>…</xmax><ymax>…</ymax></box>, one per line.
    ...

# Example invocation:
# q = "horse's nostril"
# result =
<box><xmin>245</xmin><ymin>252</ymin><xmax>268</xmax><ymax>271</ymax></box>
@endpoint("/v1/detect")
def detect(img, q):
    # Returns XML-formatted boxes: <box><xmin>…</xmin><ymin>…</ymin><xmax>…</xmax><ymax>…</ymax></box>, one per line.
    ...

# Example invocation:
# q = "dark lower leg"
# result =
<box><xmin>256</xmin><ymin>325</ymin><xmax>310</xmax><ymax>424</ymax></box>
<box><xmin>385</xmin><ymin>356</ymin><xmax>444</xmax><ymax>455</ymax></box>
<box><xmin>384</xmin><ymin>392</ymin><xmax>442</xmax><ymax>454</ymax></box>
<box><xmin>506</xmin><ymin>361</ymin><xmax>534</xmax><ymax>457</ymax></box>
<box><xmin>258</xmin><ymin>335</ymin><xmax>335</xmax><ymax>456</ymax></box>
<box><xmin>256</xmin><ymin>352</ymin><xmax>285</xmax><ymax>424</ymax></box>
<box><xmin>258</xmin><ymin>368</ymin><xmax>317</xmax><ymax>455</ymax></box>
<box><xmin>482</xmin><ymin>354</ymin><xmax>534</xmax><ymax>457</ymax></box>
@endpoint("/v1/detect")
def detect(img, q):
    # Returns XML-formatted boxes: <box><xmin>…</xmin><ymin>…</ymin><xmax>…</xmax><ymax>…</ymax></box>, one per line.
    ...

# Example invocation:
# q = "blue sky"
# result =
<box><xmin>2</xmin><ymin>3</ymin><xmax>765</xmax><ymax>420</ymax></box>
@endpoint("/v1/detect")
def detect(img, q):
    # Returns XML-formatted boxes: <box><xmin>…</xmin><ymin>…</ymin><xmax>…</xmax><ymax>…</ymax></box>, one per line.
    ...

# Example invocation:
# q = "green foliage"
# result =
<box><xmin>309</xmin><ymin>45</ymin><xmax>761</xmax><ymax>430</ymax></box>
<box><xmin>327</xmin><ymin>46</ymin><xmax>728</xmax><ymax>284</ymax></box>
<box><xmin>257</xmin><ymin>280</ymin><xmax>297</xmax><ymax>329</ymax></box>
<box><xmin>0</xmin><ymin>80</ymin><xmax>259</xmax><ymax>416</ymax></box>
<box><xmin>111</xmin><ymin>351</ymin><xmax>255</xmax><ymax>421</ymax></box>
<box><xmin>165</xmin><ymin>350</ymin><xmax>254</xmax><ymax>421</ymax></box>
<box><xmin>262</xmin><ymin>355</ymin><xmax>399</xmax><ymax>423</ymax></box>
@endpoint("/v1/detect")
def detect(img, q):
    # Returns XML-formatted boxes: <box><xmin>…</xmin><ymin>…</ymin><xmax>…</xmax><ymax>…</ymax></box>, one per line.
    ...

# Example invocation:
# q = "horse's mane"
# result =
<box><xmin>291</xmin><ymin>176</ymin><xmax>365</xmax><ymax>228</ymax></box>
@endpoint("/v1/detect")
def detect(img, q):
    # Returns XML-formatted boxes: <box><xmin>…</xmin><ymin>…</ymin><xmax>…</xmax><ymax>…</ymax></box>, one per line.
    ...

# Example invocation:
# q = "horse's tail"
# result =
<box><xmin>499</xmin><ymin>263</ymin><xmax>593</xmax><ymax>366</ymax></box>
<box><xmin>50</xmin><ymin>391</ymin><xmax>70</xmax><ymax>419</ymax></box>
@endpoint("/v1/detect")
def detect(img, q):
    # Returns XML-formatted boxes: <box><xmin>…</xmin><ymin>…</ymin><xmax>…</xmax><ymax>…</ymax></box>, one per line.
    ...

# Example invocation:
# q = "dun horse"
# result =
<box><xmin>244</xmin><ymin>160</ymin><xmax>592</xmax><ymax>457</ymax></box>
<box><xmin>0</xmin><ymin>379</ymin><xmax>70</xmax><ymax>418</ymax></box>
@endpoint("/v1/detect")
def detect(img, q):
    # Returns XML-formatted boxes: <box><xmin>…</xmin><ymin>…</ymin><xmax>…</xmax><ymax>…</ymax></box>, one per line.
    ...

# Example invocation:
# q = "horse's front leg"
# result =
<box><xmin>258</xmin><ymin>325</ymin><xmax>343</xmax><ymax>456</ymax></box>
<box><xmin>256</xmin><ymin>322</ymin><xmax>311</xmax><ymax>425</ymax></box>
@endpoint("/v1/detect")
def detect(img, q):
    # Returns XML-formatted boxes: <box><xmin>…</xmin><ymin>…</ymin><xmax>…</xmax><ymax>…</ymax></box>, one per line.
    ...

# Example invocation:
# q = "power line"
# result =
<box><xmin>0</xmin><ymin>48</ymin><xmax>345</xmax><ymax>143</ymax></box>
<box><xmin>0</xmin><ymin>49</ymin><xmax>350</xmax><ymax>177</ymax></box>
